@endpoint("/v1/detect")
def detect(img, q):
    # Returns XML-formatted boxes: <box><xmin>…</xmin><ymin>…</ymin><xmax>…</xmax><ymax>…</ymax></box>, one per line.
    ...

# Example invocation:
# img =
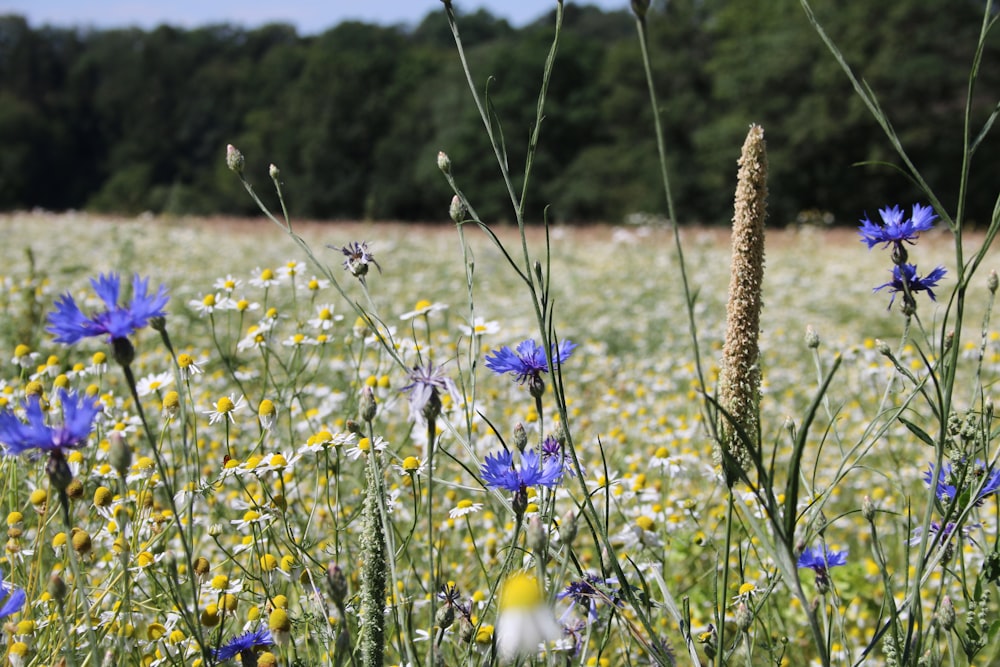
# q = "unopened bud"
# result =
<box><xmin>48</xmin><ymin>573</ymin><xmax>67</xmax><ymax>602</ymax></box>
<box><xmin>327</xmin><ymin>563</ymin><xmax>348</xmax><ymax>609</ymax></box>
<box><xmin>805</xmin><ymin>326</ymin><xmax>820</xmax><ymax>349</ymax></box>
<box><xmin>944</xmin><ymin>330</ymin><xmax>954</xmax><ymax>352</ymax></box>
<box><xmin>937</xmin><ymin>595</ymin><xmax>956</xmax><ymax>631</ymax></box>
<box><xmin>989</xmin><ymin>270</ymin><xmax>998</xmax><ymax>294</ymax></box>
<box><xmin>449</xmin><ymin>195</ymin><xmax>466</xmax><ymax>223</ymax></box>
<box><xmin>559</xmin><ymin>510</ymin><xmax>578</xmax><ymax>546</ymax></box>
<box><xmin>359</xmin><ymin>386</ymin><xmax>377</xmax><ymax>423</ymax></box>
<box><xmin>511</xmin><ymin>488</ymin><xmax>528</xmax><ymax>518</ymax></box>
<box><xmin>862</xmin><ymin>495</ymin><xmax>875</xmax><ymax>522</ymax></box>
<box><xmin>269</xmin><ymin>164</ymin><xmax>280</xmax><ymax>180</ymax></box>
<box><xmin>435</xmin><ymin>601</ymin><xmax>455</xmax><ymax>630</ymax></box>
<box><xmin>631</xmin><ymin>0</ymin><xmax>649</xmax><ymax>18</ymax></box>
<box><xmin>876</xmin><ymin>339</ymin><xmax>891</xmax><ymax>357</ymax></box>
<box><xmin>513</xmin><ymin>423</ymin><xmax>528</xmax><ymax>453</ymax></box>
<box><xmin>108</xmin><ymin>432</ymin><xmax>132</xmax><ymax>478</ymax></box>
<box><xmin>226</xmin><ymin>144</ymin><xmax>245</xmax><ymax>174</ymax></box>
<box><xmin>437</xmin><ymin>151</ymin><xmax>451</xmax><ymax>174</ymax></box>
<box><xmin>527</xmin><ymin>516</ymin><xmax>547</xmax><ymax>559</ymax></box>
<box><xmin>208</xmin><ymin>523</ymin><xmax>224</xmax><ymax>538</ymax></box>
<box><xmin>735</xmin><ymin>603</ymin><xmax>753</xmax><ymax>632</ymax></box>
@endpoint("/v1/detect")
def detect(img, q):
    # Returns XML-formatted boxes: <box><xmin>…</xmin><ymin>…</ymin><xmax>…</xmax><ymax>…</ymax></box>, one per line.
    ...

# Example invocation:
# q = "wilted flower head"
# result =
<box><xmin>874</xmin><ymin>263</ymin><xmax>946</xmax><ymax>310</ymax></box>
<box><xmin>336</xmin><ymin>241</ymin><xmax>381</xmax><ymax>282</ymax></box>
<box><xmin>47</xmin><ymin>273</ymin><xmax>169</xmax><ymax>348</ymax></box>
<box><xmin>401</xmin><ymin>362</ymin><xmax>458</xmax><ymax>423</ymax></box>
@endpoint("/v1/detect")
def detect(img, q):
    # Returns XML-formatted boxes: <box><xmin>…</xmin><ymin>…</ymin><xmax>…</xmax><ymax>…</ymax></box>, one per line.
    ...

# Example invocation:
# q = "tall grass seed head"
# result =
<box><xmin>717</xmin><ymin>124</ymin><xmax>767</xmax><ymax>480</ymax></box>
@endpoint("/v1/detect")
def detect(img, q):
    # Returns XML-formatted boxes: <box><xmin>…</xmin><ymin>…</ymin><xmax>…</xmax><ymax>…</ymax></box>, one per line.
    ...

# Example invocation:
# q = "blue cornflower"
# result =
<box><xmin>858</xmin><ymin>203</ymin><xmax>937</xmax><ymax>252</ymax></box>
<box><xmin>797</xmin><ymin>545</ymin><xmax>848</xmax><ymax>573</ymax></box>
<box><xmin>923</xmin><ymin>460</ymin><xmax>1000</xmax><ymax>506</ymax></box>
<box><xmin>0</xmin><ymin>569</ymin><xmax>25</xmax><ymax>620</ymax></box>
<box><xmin>798</xmin><ymin>545</ymin><xmax>847</xmax><ymax>594</ymax></box>
<box><xmin>47</xmin><ymin>273</ymin><xmax>169</xmax><ymax>345</ymax></box>
<box><xmin>874</xmin><ymin>263</ymin><xmax>946</xmax><ymax>309</ymax></box>
<box><xmin>485</xmin><ymin>339</ymin><xmax>577</xmax><ymax>396</ymax></box>
<box><xmin>213</xmin><ymin>627</ymin><xmax>274</xmax><ymax>662</ymax></box>
<box><xmin>0</xmin><ymin>390</ymin><xmax>100</xmax><ymax>457</ymax></box>
<box><xmin>481</xmin><ymin>448</ymin><xmax>562</xmax><ymax>493</ymax></box>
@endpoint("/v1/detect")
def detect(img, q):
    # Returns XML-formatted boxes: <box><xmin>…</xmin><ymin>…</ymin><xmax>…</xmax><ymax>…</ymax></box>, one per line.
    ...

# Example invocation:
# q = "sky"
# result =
<box><xmin>0</xmin><ymin>1</ymin><xmax>631</xmax><ymax>33</ymax></box>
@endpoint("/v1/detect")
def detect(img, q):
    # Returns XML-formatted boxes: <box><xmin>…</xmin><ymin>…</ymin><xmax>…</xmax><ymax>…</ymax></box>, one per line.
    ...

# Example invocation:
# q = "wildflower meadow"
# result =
<box><xmin>0</xmin><ymin>1</ymin><xmax>999</xmax><ymax>666</ymax></box>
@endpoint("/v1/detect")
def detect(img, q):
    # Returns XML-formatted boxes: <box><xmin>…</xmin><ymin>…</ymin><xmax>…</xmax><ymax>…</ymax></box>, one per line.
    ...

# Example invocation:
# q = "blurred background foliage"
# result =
<box><xmin>0</xmin><ymin>0</ymin><xmax>997</xmax><ymax>225</ymax></box>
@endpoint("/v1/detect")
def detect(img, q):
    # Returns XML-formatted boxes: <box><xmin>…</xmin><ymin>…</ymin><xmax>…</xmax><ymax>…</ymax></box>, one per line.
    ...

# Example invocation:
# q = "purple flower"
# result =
<box><xmin>557</xmin><ymin>574</ymin><xmax>620</xmax><ymax>622</ymax></box>
<box><xmin>797</xmin><ymin>545</ymin><xmax>848</xmax><ymax>574</ymax></box>
<box><xmin>337</xmin><ymin>241</ymin><xmax>381</xmax><ymax>280</ymax></box>
<box><xmin>924</xmin><ymin>460</ymin><xmax>1000</xmax><ymax>506</ymax></box>
<box><xmin>858</xmin><ymin>203</ymin><xmax>937</xmax><ymax>250</ymax></box>
<box><xmin>874</xmin><ymin>263</ymin><xmax>946</xmax><ymax>309</ymax></box>
<box><xmin>213</xmin><ymin>627</ymin><xmax>274</xmax><ymax>662</ymax></box>
<box><xmin>480</xmin><ymin>448</ymin><xmax>562</xmax><ymax>493</ymax></box>
<box><xmin>0</xmin><ymin>569</ymin><xmax>25</xmax><ymax>619</ymax></box>
<box><xmin>485</xmin><ymin>339</ymin><xmax>577</xmax><ymax>385</ymax></box>
<box><xmin>47</xmin><ymin>273</ymin><xmax>169</xmax><ymax>345</ymax></box>
<box><xmin>0</xmin><ymin>391</ymin><xmax>100</xmax><ymax>457</ymax></box>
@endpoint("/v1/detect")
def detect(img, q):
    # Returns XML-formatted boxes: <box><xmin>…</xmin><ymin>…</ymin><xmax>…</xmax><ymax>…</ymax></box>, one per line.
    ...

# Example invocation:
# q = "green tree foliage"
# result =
<box><xmin>0</xmin><ymin>1</ymin><xmax>997</xmax><ymax>224</ymax></box>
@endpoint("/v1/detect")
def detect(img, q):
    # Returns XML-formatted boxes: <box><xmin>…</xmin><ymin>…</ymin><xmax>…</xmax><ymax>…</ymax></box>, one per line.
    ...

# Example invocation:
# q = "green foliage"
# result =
<box><xmin>1</xmin><ymin>1</ymin><xmax>999</xmax><ymax>224</ymax></box>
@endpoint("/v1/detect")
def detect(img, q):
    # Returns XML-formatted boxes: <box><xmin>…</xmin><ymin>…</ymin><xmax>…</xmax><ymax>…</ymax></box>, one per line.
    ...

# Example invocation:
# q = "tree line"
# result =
<box><xmin>1</xmin><ymin>0</ymin><xmax>997</xmax><ymax>225</ymax></box>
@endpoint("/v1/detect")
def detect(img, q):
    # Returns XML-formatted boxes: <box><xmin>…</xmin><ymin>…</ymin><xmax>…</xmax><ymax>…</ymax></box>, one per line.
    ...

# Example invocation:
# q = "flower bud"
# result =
<box><xmin>559</xmin><ymin>510</ymin><xmax>578</xmax><ymax>546</ymax></box>
<box><xmin>513</xmin><ymin>423</ymin><xmax>528</xmax><ymax>453</ymax></box>
<box><xmin>359</xmin><ymin>386</ymin><xmax>377</xmax><ymax>423</ymax></box>
<box><xmin>327</xmin><ymin>563</ymin><xmax>348</xmax><ymax>609</ymax></box>
<box><xmin>631</xmin><ymin>0</ymin><xmax>649</xmax><ymax>18</ymax></box>
<box><xmin>862</xmin><ymin>495</ymin><xmax>875</xmax><ymax>522</ymax></box>
<box><xmin>269</xmin><ymin>164</ymin><xmax>280</xmax><ymax>180</ymax></box>
<box><xmin>435</xmin><ymin>601</ymin><xmax>455</xmax><ymax>630</ymax></box>
<box><xmin>226</xmin><ymin>144</ymin><xmax>244</xmax><ymax>174</ymax></box>
<box><xmin>876</xmin><ymin>339</ymin><xmax>891</xmax><ymax>357</ymax></box>
<box><xmin>527</xmin><ymin>516</ymin><xmax>547</xmax><ymax>559</ymax></box>
<box><xmin>437</xmin><ymin>151</ymin><xmax>451</xmax><ymax>174</ymax></box>
<box><xmin>449</xmin><ymin>195</ymin><xmax>466</xmax><ymax>223</ymax></box>
<box><xmin>48</xmin><ymin>573</ymin><xmax>67</xmax><ymax>602</ymax></box>
<box><xmin>208</xmin><ymin>523</ymin><xmax>224</xmax><ymax>538</ymax></box>
<box><xmin>805</xmin><ymin>325</ymin><xmax>820</xmax><ymax>349</ymax></box>
<box><xmin>989</xmin><ymin>270</ymin><xmax>998</xmax><ymax>294</ymax></box>
<box><xmin>735</xmin><ymin>603</ymin><xmax>753</xmax><ymax>632</ymax></box>
<box><xmin>108</xmin><ymin>431</ymin><xmax>132</xmax><ymax>478</ymax></box>
<box><xmin>937</xmin><ymin>595</ymin><xmax>956</xmax><ymax>631</ymax></box>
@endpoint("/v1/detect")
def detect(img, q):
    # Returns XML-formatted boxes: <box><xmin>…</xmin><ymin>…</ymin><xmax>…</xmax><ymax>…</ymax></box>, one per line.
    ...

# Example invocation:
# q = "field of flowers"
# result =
<box><xmin>0</xmin><ymin>208</ymin><xmax>995</xmax><ymax>667</ymax></box>
<box><xmin>0</xmin><ymin>1</ymin><xmax>998</xmax><ymax>666</ymax></box>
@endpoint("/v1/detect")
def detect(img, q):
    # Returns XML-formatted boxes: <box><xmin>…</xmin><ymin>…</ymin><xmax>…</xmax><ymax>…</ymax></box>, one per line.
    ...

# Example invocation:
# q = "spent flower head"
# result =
<box><xmin>335</xmin><ymin>241</ymin><xmax>381</xmax><ymax>282</ymax></box>
<box><xmin>401</xmin><ymin>362</ymin><xmax>458</xmax><ymax>423</ymax></box>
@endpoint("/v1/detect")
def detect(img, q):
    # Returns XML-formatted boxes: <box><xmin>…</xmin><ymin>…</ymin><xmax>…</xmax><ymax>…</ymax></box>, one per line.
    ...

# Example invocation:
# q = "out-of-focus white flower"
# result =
<box><xmin>495</xmin><ymin>572</ymin><xmax>560</xmax><ymax>664</ymax></box>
